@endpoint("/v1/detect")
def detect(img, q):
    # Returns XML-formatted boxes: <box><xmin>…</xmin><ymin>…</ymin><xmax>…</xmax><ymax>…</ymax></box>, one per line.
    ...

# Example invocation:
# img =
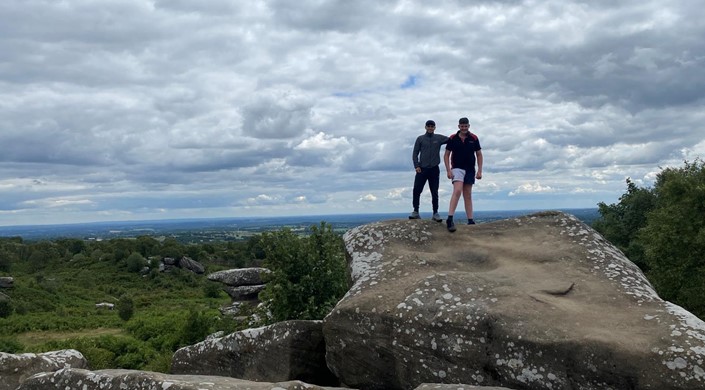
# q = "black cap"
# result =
<box><xmin>459</xmin><ymin>117</ymin><xmax>469</xmax><ymax>125</ymax></box>
<box><xmin>425</xmin><ymin>120</ymin><xmax>436</xmax><ymax>126</ymax></box>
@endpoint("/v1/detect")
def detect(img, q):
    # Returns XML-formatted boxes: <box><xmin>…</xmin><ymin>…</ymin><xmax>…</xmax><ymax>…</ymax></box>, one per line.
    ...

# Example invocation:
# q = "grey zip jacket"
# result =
<box><xmin>412</xmin><ymin>133</ymin><xmax>450</xmax><ymax>169</ymax></box>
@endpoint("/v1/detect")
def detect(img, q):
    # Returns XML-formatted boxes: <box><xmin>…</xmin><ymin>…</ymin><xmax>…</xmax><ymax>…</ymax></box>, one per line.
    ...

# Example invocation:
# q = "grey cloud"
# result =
<box><xmin>241</xmin><ymin>90</ymin><xmax>314</xmax><ymax>139</ymax></box>
<box><xmin>269</xmin><ymin>0</ymin><xmax>383</xmax><ymax>32</ymax></box>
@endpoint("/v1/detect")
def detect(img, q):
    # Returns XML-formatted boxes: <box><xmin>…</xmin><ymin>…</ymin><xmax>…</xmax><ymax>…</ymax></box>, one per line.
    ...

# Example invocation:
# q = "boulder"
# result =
<box><xmin>171</xmin><ymin>320</ymin><xmax>338</xmax><ymax>386</ymax></box>
<box><xmin>323</xmin><ymin>212</ymin><xmax>705</xmax><ymax>390</ymax></box>
<box><xmin>16</xmin><ymin>368</ymin><xmax>343</xmax><ymax>390</ymax></box>
<box><xmin>0</xmin><ymin>350</ymin><xmax>88</xmax><ymax>390</ymax></box>
<box><xmin>223</xmin><ymin>284</ymin><xmax>267</xmax><ymax>301</ymax></box>
<box><xmin>0</xmin><ymin>276</ymin><xmax>13</xmax><ymax>288</ymax></box>
<box><xmin>179</xmin><ymin>256</ymin><xmax>205</xmax><ymax>274</ymax></box>
<box><xmin>416</xmin><ymin>385</ymin><xmax>514</xmax><ymax>390</ymax></box>
<box><xmin>219</xmin><ymin>301</ymin><xmax>256</xmax><ymax>317</ymax></box>
<box><xmin>208</xmin><ymin>267</ymin><xmax>271</xmax><ymax>286</ymax></box>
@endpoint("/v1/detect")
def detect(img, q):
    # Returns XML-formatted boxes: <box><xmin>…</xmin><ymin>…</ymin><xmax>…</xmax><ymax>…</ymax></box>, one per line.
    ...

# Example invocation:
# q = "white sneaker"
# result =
<box><xmin>432</xmin><ymin>213</ymin><xmax>442</xmax><ymax>222</ymax></box>
<box><xmin>408</xmin><ymin>211</ymin><xmax>420</xmax><ymax>219</ymax></box>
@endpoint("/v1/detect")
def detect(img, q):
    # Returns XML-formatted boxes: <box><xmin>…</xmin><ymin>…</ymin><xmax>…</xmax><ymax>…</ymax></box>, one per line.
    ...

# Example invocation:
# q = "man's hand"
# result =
<box><xmin>476</xmin><ymin>171</ymin><xmax>482</xmax><ymax>180</ymax></box>
<box><xmin>415</xmin><ymin>167</ymin><xmax>422</xmax><ymax>173</ymax></box>
<box><xmin>447</xmin><ymin>171</ymin><xmax>453</xmax><ymax>179</ymax></box>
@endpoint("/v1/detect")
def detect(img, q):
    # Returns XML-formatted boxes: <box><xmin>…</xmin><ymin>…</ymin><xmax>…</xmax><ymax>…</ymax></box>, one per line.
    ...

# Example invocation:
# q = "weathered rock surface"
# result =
<box><xmin>16</xmin><ymin>368</ymin><xmax>342</xmax><ymax>390</ymax></box>
<box><xmin>0</xmin><ymin>350</ymin><xmax>87</xmax><ymax>390</ymax></box>
<box><xmin>208</xmin><ymin>267</ymin><xmax>270</xmax><ymax>286</ymax></box>
<box><xmin>171</xmin><ymin>319</ymin><xmax>338</xmax><ymax>386</ymax></box>
<box><xmin>415</xmin><ymin>385</ymin><xmax>514</xmax><ymax>390</ymax></box>
<box><xmin>0</xmin><ymin>276</ymin><xmax>13</xmax><ymax>288</ymax></box>
<box><xmin>223</xmin><ymin>284</ymin><xmax>267</xmax><ymax>300</ymax></box>
<box><xmin>323</xmin><ymin>212</ymin><xmax>705</xmax><ymax>390</ymax></box>
<box><xmin>178</xmin><ymin>256</ymin><xmax>205</xmax><ymax>274</ymax></box>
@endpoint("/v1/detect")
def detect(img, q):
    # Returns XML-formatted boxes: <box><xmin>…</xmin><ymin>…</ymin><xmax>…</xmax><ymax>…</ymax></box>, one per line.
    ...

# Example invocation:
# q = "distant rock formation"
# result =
<box><xmin>208</xmin><ymin>267</ymin><xmax>270</xmax><ymax>317</ymax></box>
<box><xmin>208</xmin><ymin>267</ymin><xmax>270</xmax><ymax>286</ymax></box>
<box><xmin>160</xmin><ymin>256</ymin><xmax>205</xmax><ymax>274</ymax></box>
<box><xmin>0</xmin><ymin>350</ymin><xmax>87</xmax><ymax>390</ymax></box>
<box><xmin>171</xmin><ymin>319</ymin><xmax>337</xmax><ymax>386</ymax></box>
<box><xmin>323</xmin><ymin>212</ymin><xmax>705</xmax><ymax>389</ymax></box>
<box><xmin>0</xmin><ymin>276</ymin><xmax>13</xmax><ymax>289</ymax></box>
<box><xmin>16</xmin><ymin>368</ymin><xmax>342</xmax><ymax>390</ymax></box>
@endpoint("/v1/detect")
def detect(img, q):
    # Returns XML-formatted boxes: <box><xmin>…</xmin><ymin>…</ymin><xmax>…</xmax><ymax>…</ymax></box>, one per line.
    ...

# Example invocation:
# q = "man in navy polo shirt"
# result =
<box><xmin>443</xmin><ymin>117</ymin><xmax>483</xmax><ymax>232</ymax></box>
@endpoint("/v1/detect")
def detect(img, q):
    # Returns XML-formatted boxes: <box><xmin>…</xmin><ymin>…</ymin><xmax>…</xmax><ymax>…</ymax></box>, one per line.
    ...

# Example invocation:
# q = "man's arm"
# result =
<box><xmin>412</xmin><ymin>137</ymin><xmax>421</xmax><ymax>170</ymax></box>
<box><xmin>475</xmin><ymin>150</ymin><xmax>483</xmax><ymax>180</ymax></box>
<box><xmin>444</xmin><ymin>149</ymin><xmax>453</xmax><ymax>179</ymax></box>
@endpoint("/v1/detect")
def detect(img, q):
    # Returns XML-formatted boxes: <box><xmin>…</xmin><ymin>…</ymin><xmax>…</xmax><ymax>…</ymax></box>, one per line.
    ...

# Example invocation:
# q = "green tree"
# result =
<box><xmin>125</xmin><ymin>253</ymin><xmax>147</xmax><ymax>273</ymax></box>
<box><xmin>592</xmin><ymin>178</ymin><xmax>656</xmax><ymax>270</ymax></box>
<box><xmin>593</xmin><ymin>159</ymin><xmax>705</xmax><ymax>319</ymax></box>
<box><xmin>180</xmin><ymin>309</ymin><xmax>211</xmax><ymax>345</ymax></box>
<box><xmin>117</xmin><ymin>295</ymin><xmax>135</xmax><ymax>321</ymax></box>
<box><xmin>258</xmin><ymin>222</ymin><xmax>349</xmax><ymax>322</ymax></box>
<box><xmin>638</xmin><ymin>159</ymin><xmax>705</xmax><ymax>316</ymax></box>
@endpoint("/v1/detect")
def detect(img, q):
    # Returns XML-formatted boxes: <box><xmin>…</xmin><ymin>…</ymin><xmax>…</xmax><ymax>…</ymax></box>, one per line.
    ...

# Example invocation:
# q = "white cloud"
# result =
<box><xmin>357</xmin><ymin>194</ymin><xmax>377</xmax><ymax>202</ymax></box>
<box><xmin>509</xmin><ymin>182</ymin><xmax>555</xmax><ymax>196</ymax></box>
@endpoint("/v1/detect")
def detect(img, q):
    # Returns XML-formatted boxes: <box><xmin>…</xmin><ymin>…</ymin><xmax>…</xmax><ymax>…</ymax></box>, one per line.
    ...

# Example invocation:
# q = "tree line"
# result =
<box><xmin>592</xmin><ymin>159</ymin><xmax>705</xmax><ymax>319</ymax></box>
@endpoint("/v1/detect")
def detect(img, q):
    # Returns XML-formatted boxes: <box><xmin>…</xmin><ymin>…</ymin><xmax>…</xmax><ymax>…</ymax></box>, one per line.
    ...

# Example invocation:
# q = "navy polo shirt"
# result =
<box><xmin>446</xmin><ymin>131</ymin><xmax>481</xmax><ymax>171</ymax></box>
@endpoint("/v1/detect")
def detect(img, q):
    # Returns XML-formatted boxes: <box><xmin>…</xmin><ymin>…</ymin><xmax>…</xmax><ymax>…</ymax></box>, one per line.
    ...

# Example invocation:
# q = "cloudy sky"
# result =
<box><xmin>1</xmin><ymin>0</ymin><xmax>704</xmax><ymax>227</ymax></box>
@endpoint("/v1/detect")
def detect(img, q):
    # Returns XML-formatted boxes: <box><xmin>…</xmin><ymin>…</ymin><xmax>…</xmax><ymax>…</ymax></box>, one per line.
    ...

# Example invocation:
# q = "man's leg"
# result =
<box><xmin>447</xmin><ymin>180</ymin><xmax>463</xmax><ymax>232</ymax></box>
<box><xmin>411</xmin><ymin>171</ymin><xmax>426</xmax><ymax>211</ymax></box>
<box><xmin>462</xmin><ymin>184</ymin><xmax>474</xmax><ymax>221</ymax></box>
<box><xmin>428</xmin><ymin>166</ymin><xmax>440</xmax><ymax>213</ymax></box>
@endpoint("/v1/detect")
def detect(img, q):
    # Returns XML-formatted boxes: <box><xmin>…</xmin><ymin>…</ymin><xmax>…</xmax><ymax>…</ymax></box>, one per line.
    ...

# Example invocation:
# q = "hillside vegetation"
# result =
<box><xmin>0</xmin><ymin>222</ymin><xmax>349</xmax><ymax>372</ymax></box>
<box><xmin>593</xmin><ymin>159</ymin><xmax>705</xmax><ymax>319</ymax></box>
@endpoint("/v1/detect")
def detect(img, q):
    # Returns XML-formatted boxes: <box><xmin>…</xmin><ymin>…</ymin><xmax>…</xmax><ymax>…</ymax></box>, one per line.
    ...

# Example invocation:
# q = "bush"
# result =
<box><xmin>203</xmin><ymin>281</ymin><xmax>222</xmax><ymax>298</ymax></box>
<box><xmin>0</xmin><ymin>336</ymin><xmax>23</xmax><ymax>353</ymax></box>
<box><xmin>0</xmin><ymin>299</ymin><xmax>12</xmax><ymax>318</ymax></box>
<box><xmin>126</xmin><ymin>253</ymin><xmax>146</xmax><ymax>273</ymax></box>
<box><xmin>258</xmin><ymin>222</ymin><xmax>349</xmax><ymax>323</ymax></box>
<box><xmin>180</xmin><ymin>309</ymin><xmax>212</xmax><ymax>346</ymax></box>
<box><xmin>117</xmin><ymin>295</ymin><xmax>134</xmax><ymax>321</ymax></box>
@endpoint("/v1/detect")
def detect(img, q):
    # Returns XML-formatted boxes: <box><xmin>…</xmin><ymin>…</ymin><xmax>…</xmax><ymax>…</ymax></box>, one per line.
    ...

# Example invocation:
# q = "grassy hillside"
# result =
<box><xmin>0</xmin><ymin>236</ymin><xmax>259</xmax><ymax>372</ymax></box>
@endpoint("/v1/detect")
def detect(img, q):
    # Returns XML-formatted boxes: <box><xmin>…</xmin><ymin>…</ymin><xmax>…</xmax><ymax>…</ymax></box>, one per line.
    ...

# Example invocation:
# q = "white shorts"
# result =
<box><xmin>451</xmin><ymin>168</ymin><xmax>475</xmax><ymax>184</ymax></box>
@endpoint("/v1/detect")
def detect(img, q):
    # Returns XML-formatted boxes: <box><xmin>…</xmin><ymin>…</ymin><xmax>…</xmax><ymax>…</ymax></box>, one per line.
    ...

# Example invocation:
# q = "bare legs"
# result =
<box><xmin>448</xmin><ymin>181</ymin><xmax>473</xmax><ymax>219</ymax></box>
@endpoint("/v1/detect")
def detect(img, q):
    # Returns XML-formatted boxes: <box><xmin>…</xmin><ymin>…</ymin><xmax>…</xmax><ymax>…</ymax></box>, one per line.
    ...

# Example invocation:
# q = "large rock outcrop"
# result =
<box><xmin>0</xmin><ymin>350</ymin><xmax>88</xmax><ymax>390</ymax></box>
<box><xmin>323</xmin><ymin>212</ymin><xmax>705</xmax><ymax>389</ymax></box>
<box><xmin>208</xmin><ymin>267</ymin><xmax>270</xmax><ymax>317</ymax></box>
<box><xmin>16</xmin><ymin>368</ymin><xmax>341</xmax><ymax>390</ymax></box>
<box><xmin>171</xmin><ymin>319</ymin><xmax>338</xmax><ymax>386</ymax></box>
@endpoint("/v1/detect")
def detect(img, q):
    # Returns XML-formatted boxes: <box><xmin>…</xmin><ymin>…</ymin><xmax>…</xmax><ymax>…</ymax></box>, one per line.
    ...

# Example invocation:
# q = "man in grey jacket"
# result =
<box><xmin>410</xmin><ymin>120</ymin><xmax>449</xmax><ymax>221</ymax></box>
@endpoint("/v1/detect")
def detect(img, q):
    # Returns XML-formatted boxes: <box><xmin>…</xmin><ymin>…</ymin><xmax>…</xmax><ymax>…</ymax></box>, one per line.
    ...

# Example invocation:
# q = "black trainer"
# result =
<box><xmin>447</xmin><ymin>219</ymin><xmax>456</xmax><ymax>232</ymax></box>
<box><xmin>468</xmin><ymin>219</ymin><xmax>476</xmax><ymax>225</ymax></box>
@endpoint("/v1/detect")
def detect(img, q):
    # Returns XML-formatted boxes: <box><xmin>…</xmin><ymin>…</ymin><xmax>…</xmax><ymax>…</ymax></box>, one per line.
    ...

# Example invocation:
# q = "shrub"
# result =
<box><xmin>117</xmin><ymin>295</ymin><xmax>134</xmax><ymax>321</ymax></box>
<box><xmin>0</xmin><ymin>336</ymin><xmax>23</xmax><ymax>353</ymax></box>
<box><xmin>126</xmin><ymin>253</ymin><xmax>146</xmax><ymax>273</ymax></box>
<box><xmin>0</xmin><ymin>299</ymin><xmax>12</xmax><ymax>318</ymax></box>
<box><xmin>258</xmin><ymin>222</ymin><xmax>349</xmax><ymax>323</ymax></box>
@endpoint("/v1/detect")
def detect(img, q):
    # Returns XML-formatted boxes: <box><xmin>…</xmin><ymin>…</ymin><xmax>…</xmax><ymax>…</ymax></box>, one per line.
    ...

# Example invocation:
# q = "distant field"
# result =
<box><xmin>0</xmin><ymin>208</ymin><xmax>599</xmax><ymax>242</ymax></box>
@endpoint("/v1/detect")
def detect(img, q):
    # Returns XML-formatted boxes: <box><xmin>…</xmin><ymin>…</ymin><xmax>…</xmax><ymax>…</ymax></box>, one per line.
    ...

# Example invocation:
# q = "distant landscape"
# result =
<box><xmin>0</xmin><ymin>208</ymin><xmax>599</xmax><ymax>242</ymax></box>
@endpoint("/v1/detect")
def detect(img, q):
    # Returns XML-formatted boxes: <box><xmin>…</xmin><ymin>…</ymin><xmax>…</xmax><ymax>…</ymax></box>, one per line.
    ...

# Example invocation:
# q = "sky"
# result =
<box><xmin>1</xmin><ymin>0</ymin><xmax>704</xmax><ymax>227</ymax></box>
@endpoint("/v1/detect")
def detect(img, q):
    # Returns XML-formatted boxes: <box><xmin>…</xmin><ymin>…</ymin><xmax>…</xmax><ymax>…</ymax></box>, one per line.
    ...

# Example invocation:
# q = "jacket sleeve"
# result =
<box><xmin>412</xmin><ymin>137</ymin><xmax>421</xmax><ymax>168</ymax></box>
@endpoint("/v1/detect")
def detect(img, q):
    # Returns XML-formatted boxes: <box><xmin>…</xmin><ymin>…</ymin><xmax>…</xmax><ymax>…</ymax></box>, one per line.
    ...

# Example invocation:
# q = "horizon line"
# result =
<box><xmin>0</xmin><ymin>207</ymin><xmax>599</xmax><ymax>230</ymax></box>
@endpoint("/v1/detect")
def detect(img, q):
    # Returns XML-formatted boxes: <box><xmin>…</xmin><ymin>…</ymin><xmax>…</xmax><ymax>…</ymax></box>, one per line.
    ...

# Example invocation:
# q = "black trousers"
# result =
<box><xmin>412</xmin><ymin>166</ymin><xmax>440</xmax><ymax>213</ymax></box>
